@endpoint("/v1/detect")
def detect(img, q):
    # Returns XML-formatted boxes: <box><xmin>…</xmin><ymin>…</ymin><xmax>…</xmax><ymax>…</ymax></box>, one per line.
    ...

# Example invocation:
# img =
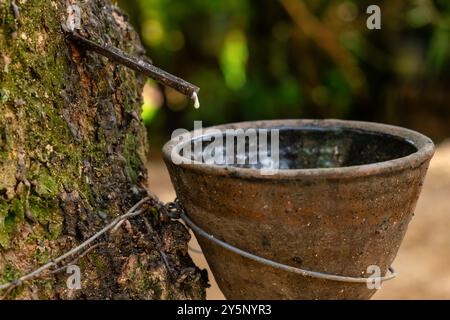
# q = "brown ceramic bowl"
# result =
<box><xmin>163</xmin><ymin>119</ymin><xmax>434</xmax><ymax>299</ymax></box>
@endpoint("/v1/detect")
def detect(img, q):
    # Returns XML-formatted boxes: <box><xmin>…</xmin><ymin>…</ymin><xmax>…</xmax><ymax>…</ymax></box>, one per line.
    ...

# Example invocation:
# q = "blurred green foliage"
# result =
<box><xmin>118</xmin><ymin>0</ymin><xmax>450</xmax><ymax>144</ymax></box>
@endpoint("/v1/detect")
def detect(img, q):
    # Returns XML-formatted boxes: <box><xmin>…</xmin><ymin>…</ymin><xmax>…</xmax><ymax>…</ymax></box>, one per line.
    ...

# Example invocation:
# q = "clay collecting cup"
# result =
<box><xmin>162</xmin><ymin>119</ymin><xmax>434</xmax><ymax>299</ymax></box>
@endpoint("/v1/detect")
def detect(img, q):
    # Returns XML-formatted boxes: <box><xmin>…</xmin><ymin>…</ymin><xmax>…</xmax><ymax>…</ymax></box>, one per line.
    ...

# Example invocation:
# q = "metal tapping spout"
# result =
<box><xmin>66</xmin><ymin>31</ymin><xmax>200</xmax><ymax>108</ymax></box>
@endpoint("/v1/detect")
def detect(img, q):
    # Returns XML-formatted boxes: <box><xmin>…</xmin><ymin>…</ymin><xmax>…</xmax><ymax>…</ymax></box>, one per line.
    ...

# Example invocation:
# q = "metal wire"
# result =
<box><xmin>180</xmin><ymin>212</ymin><xmax>397</xmax><ymax>284</ymax></box>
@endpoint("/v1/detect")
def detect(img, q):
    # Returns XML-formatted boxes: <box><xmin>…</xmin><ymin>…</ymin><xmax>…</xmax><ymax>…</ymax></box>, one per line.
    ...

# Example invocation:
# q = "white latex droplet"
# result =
<box><xmin>191</xmin><ymin>92</ymin><xmax>200</xmax><ymax>109</ymax></box>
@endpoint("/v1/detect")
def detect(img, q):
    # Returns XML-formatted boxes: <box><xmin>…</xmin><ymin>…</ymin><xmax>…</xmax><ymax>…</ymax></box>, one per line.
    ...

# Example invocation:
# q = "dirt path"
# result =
<box><xmin>147</xmin><ymin>141</ymin><xmax>450</xmax><ymax>300</ymax></box>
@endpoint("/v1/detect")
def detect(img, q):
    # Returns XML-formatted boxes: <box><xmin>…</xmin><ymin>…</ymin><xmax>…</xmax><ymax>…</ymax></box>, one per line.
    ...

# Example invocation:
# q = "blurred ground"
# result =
<box><xmin>147</xmin><ymin>140</ymin><xmax>450</xmax><ymax>300</ymax></box>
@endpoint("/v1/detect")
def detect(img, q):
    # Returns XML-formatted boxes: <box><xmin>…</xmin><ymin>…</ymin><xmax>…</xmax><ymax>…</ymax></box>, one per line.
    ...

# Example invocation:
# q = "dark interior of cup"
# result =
<box><xmin>185</xmin><ymin>127</ymin><xmax>418</xmax><ymax>169</ymax></box>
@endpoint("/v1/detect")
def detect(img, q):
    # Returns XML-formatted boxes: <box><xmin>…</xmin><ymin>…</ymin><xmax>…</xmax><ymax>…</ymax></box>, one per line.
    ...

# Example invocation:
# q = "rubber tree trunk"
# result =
<box><xmin>0</xmin><ymin>0</ymin><xmax>207</xmax><ymax>299</ymax></box>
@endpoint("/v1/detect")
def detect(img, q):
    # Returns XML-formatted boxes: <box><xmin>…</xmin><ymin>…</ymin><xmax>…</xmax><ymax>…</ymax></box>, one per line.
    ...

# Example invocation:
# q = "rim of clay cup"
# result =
<box><xmin>162</xmin><ymin>119</ymin><xmax>435</xmax><ymax>180</ymax></box>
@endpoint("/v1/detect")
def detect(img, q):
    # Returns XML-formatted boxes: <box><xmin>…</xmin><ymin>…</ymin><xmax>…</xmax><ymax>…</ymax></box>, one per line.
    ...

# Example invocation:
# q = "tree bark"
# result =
<box><xmin>0</xmin><ymin>0</ymin><xmax>206</xmax><ymax>299</ymax></box>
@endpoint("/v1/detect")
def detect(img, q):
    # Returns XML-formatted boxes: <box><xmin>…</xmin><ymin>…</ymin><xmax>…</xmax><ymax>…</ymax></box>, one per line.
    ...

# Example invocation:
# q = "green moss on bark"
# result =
<box><xmin>0</xmin><ymin>0</ymin><xmax>206</xmax><ymax>300</ymax></box>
